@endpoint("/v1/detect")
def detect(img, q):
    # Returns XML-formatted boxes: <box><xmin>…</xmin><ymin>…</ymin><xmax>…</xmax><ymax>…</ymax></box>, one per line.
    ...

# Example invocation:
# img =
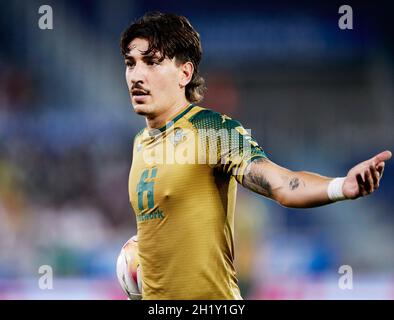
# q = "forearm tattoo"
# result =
<box><xmin>243</xmin><ymin>158</ymin><xmax>273</xmax><ymax>197</ymax></box>
<box><xmin>243</xmin><ymin>158</ymin><xmax>306</xmax><ymax>198</ymax></box>
<box><xmin>289</xmin><ymin>177</ymin><xmax>300</xmax><ymax>190</ymax></box>
<box><xmin>290</xmin><ymin>176</ymin><xmax>306</xmax><ymax>190</ymax></box>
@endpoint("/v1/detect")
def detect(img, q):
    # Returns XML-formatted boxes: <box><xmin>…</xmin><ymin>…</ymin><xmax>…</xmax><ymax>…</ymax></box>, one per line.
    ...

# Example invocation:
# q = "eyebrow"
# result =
<box><xmin>124</xmin><ymin>53</ymin><xmax>163</xmax><ymax>62</ymax></box>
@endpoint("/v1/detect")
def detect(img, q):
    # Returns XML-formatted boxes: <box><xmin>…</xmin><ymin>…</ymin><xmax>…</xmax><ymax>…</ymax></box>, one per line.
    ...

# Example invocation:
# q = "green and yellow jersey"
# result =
<box><xmin>128</xmin><ymin>104</ymin><xmax>267</xmax><ymax>299</ymax></box>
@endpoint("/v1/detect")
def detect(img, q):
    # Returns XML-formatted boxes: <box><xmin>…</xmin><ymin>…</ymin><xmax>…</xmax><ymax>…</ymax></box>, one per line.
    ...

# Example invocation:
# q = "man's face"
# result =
<box><xmin>125</xmin><ymin>38</ymin><xmax>185</xmax><ymax>117</ymax></box>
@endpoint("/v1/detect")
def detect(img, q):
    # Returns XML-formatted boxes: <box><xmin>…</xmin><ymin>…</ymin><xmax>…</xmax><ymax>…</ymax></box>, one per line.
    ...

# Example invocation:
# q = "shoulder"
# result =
<box><xmin>188</xmin><ymin>106</ymin><xmax>243</xmax><ymax>131</ymax></box>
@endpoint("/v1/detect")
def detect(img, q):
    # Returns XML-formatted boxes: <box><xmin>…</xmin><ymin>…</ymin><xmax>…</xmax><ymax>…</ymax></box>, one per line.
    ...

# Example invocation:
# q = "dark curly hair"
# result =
<box><xmin>120</xmin><ymin>12</ymin><xmax>205</xmax><ymax>103</ymax></box>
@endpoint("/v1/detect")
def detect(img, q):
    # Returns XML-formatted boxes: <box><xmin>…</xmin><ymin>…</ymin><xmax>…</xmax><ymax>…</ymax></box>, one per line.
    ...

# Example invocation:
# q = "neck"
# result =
<box><xmin>145</xmin><ymin>99</ymin><xmax>190</xmax><ymax>130</ymax></box>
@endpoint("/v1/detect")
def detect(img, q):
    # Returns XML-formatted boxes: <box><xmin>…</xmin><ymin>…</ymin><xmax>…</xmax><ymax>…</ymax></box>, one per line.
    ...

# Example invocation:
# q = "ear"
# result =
<box><xmin>179</xmin><ymin>62</ymin><xmax>194</xmax><ymax>88</ymax></box>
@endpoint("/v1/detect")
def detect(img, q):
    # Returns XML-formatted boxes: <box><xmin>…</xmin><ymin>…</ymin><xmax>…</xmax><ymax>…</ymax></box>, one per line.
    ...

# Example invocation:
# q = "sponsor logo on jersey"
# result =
<box><xmin>137</xmin><ymin>208</ymin><xmax>165</xmax><ymax>222</ymax></box>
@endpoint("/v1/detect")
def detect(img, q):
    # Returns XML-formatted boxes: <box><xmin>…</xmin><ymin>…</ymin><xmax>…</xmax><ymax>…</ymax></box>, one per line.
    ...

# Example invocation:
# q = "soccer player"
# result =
<box><xmin>120</xmin><ymin>12</ymin><xmax>391</xmax><ymax>299</ymax></box>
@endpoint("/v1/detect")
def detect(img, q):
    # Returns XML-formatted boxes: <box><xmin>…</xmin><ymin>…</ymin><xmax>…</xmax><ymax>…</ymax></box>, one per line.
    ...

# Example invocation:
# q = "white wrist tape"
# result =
<box><xmin>327</xmin><ymin>177</ymin><xmax>346</xmax><ymax>202</ymax></box>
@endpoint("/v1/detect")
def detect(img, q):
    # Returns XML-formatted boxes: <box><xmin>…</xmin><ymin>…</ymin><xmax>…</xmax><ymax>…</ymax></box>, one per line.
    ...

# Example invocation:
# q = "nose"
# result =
<box><xmin>127</xmin><ymin>62</ymin><xmax>146</xmax><ymax>86</ymax></box>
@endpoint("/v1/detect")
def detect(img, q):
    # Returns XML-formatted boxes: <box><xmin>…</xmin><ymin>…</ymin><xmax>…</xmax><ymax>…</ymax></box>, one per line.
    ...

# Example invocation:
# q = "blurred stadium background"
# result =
<box><xmin>1</xmin><ymin>0</ymin><xmax>393</xmax><ymax>299</ymax></box>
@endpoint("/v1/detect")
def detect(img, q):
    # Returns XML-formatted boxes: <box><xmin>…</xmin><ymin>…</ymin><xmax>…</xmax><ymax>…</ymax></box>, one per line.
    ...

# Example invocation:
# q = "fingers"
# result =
<box><xmin>357</xmin><ymin>163</ymin><xmax>384</xmax><ymax>196</ymax></box>
<box><xmin>364</xmin><ymin>169</ymin><xmax>374</xmax><ymax>193</ymax></box>
<box><xmin>370</xmin><ymin>165</ymin><xmax>380</xmax><ymax>189</ymax></box>
<box><xmin>373</xmin><ymin>150</ymin><xmax>392</xmax><ymax>164</ymax></box>
<box><xmin>349</xmin><ymin>152</ymin><xmax>389</xmax><ymax>198</ymax></box>
<box><xmin>356</xmin><ymin>173</ymin><xmax>367</xmax><ymax>196</ymax></box>
<box><xmin>376</xmin><ymin>162</ymin><xmax>385</xmax><ymax>177</ymax></box>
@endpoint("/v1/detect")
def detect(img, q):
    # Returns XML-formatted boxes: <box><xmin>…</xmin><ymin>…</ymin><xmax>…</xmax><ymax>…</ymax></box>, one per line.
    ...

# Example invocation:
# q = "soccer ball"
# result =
<box><xmin>116</xmin><ymin>235</ymin><xmax>142</xmax><ymax>300</ymax></box>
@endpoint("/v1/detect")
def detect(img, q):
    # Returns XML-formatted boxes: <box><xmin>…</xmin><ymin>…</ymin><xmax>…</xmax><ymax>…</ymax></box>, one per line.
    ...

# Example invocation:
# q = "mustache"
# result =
<box><xmin>130</xmin><ymin>83</ymin><xmax>150</xmax><ymax>95</ymax></box>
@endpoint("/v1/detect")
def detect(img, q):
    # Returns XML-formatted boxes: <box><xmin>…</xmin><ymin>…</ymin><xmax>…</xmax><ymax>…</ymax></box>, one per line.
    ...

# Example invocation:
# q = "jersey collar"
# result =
<box><xmin>150</xmin><ymin>103</ymin><xmax>195</xmax><ymax>134</ymax></box>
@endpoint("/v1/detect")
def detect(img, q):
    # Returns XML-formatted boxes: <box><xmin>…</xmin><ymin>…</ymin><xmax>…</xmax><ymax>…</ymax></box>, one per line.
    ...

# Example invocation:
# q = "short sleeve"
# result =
<box><xmin>189</xmin><ymin>109</ymin><xmax>268</xmax><ymax>184</ymax></box>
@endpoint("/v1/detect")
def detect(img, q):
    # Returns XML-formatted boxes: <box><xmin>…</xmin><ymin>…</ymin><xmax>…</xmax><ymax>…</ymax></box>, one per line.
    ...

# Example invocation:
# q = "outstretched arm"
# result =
<box><xmin>242</xmin><ymin>150</ymin><xmax>392</xmax><ymax>208</ymax></box>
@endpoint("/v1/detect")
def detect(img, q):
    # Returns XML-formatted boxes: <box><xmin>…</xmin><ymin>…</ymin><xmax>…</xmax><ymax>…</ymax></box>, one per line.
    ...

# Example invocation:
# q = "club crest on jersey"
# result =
<box><xmin>170</xmin><ymin>128</ymin><xmax>186</xmax><ymax>146</ymax></box>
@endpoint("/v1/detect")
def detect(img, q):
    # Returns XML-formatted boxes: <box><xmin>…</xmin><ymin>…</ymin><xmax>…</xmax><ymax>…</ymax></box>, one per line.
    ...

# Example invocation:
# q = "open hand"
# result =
<box><xmin>343</xmin><ymin>150</ymin><xmax>392</xmax><ymax>199</ymax></box>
